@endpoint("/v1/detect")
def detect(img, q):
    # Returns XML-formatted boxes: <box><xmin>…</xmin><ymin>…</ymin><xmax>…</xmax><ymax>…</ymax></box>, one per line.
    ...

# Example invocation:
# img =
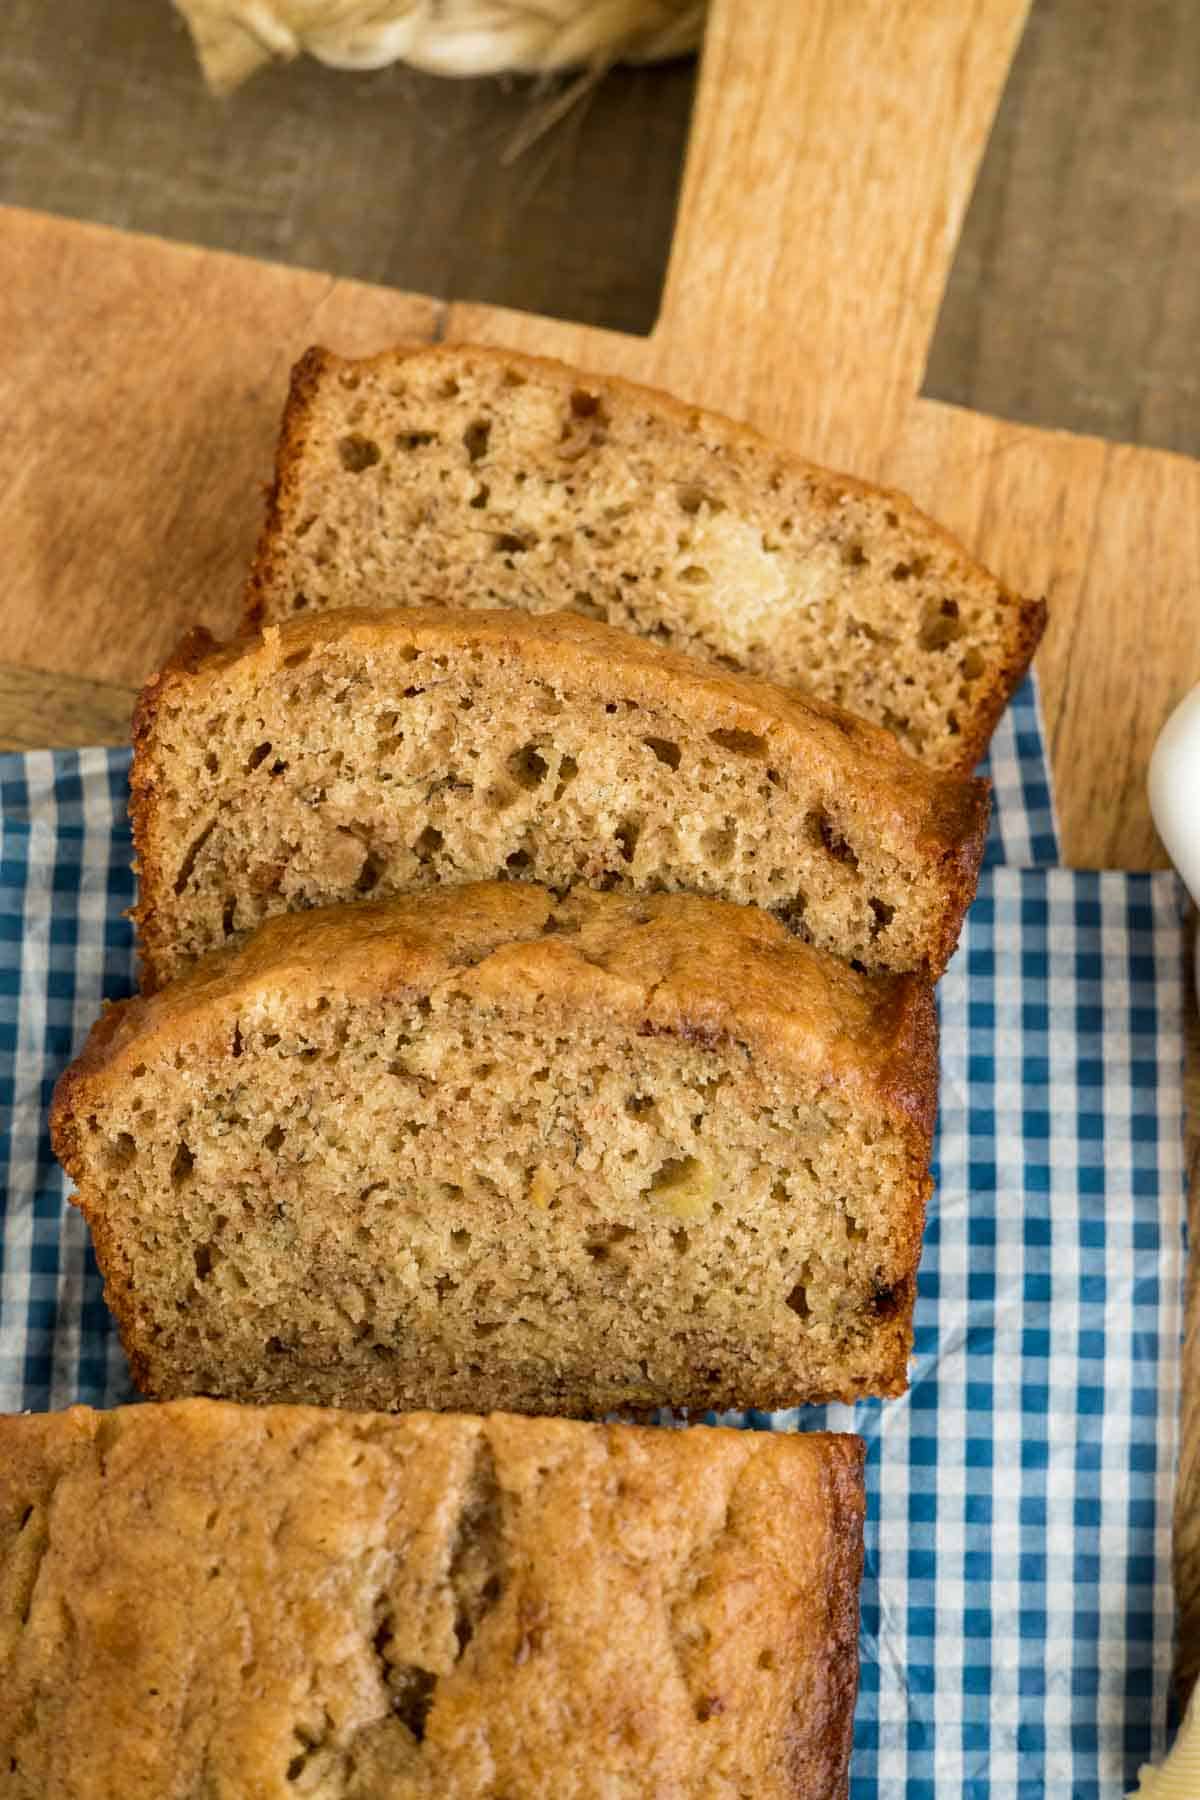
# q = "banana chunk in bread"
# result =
<box><xmin>52</xmin><ymin>884</ymin><xmax>937</xmax><ymax>1414</ymax></box>
<box><xmin>131</xmin><ymin>607</ymin><xmax>988</xmax><ymax>990</ymax></box>
<box><xmin>0</xmin><ymin>1399</ymin><xmax>865</xmax><ymax>1799</ymax></box>
<box><xmin>246</xmin><ymin>341</ymin><xmax>1045</xmax><ymax>771</ymax></box>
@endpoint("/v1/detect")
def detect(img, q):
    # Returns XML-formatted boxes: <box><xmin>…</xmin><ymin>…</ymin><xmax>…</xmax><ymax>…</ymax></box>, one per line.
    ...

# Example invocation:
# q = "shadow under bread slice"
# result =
<box><xmin>51</xmin><ymin>883</ymin><xmax>937</xmax><ymax>1415</ymax></box>
<box><xmin>0</xmin><ymin>1399</ymin><xmax>864</xmax><ymax>1799</ymax></box>
<box><xmin>246</xmin><ymin>340</ymin><xmax>1045</xmax><ymax>773</ymax></box>
<box><xmin>131</xmin><ymin>606</ymin><xmax>989</xmax><ymax>991</ymax></box>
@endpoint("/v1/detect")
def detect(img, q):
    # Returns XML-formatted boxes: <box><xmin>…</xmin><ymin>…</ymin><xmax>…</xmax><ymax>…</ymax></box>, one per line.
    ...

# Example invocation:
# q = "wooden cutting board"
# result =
<box><xmin>2</xmin><ymin>0</ymin><xmax>1198</xmax><ymax>1665</ymax></box>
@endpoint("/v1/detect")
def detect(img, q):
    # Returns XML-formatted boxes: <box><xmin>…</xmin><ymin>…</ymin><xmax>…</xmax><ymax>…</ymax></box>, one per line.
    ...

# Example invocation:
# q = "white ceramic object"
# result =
<box><xmin>1148</xmin><ymin>682</ymin><xmax>1200</xmax><ymax>997</ymax></box>
<box><xmin>1134</xmin><ymin>686</ymin><xmax>1200</xmax><ymax>1791</ymax></box>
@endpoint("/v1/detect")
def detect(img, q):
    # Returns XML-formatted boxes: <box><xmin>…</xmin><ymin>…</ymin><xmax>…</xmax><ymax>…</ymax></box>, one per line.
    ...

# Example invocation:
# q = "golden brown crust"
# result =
<box><xmin>129</xmin><ymin>605</ymin><xmax>989</xmax><ymax>991</ymax></box>
<box><xmin>57</xmin><ymin>882</ymin><xmax>937</xmax><ymax>1147</ymax></box>
<box><xmin>246</xmin><ymin>342</ymin><xmax>333</xmax><ymax>627</ymax></box>
<box><xmin>244</xmin><ymin>339</ymin><xmax>1046</xmax><ymax>773</ymax></box>
<box><xmin>948</xmin><ymin>591</ymin><xmax>1047</xmax><ymax>773</ymax></box>
<box><xmin>0</xmin><ymin>1399</ymin><xmax>865</xmax><ymax>1797</ymax></box>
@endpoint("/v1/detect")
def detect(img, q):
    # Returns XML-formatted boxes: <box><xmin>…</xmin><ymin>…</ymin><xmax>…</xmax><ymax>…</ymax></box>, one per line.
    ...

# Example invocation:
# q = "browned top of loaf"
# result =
<box><xmin>55</xmin><ymin>881</ymin><xmax>939</xmax><ymax>1155</ymax></box>
<box><xmin>246</xmin><ymin>341</ymin><xmax>1045</xmax><ymax>771</ymax></box>
<box><xmin>132</xmin><ymin>605</ymin><xmax>988</xmax><ymax>978</ymax></box>
<box><xmin>0</xmin><ymin>1398</ymin><xmax>865</xmax><ymax>1797</ymax></box>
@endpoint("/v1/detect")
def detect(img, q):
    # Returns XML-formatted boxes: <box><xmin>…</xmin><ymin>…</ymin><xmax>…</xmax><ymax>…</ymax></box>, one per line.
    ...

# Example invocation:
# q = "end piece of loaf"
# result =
<box><xmin>246</xmin><ymin>341</ymin><xmax>1046</xmax><ymax>771</ymax></box>
<box><xmin>131</xmin><ymin>606</ymin><xmax>988</xmax><ymax>990</ymax></box>
<box><xmin>0</xmin><ymin>1399</ymin><xmax>865</xmax><ymax>1798</ymax></box>
<box><xmin>52</xmin><ymin>883</ymin><xmax>937</xmax><ymax>1413</ymax></box>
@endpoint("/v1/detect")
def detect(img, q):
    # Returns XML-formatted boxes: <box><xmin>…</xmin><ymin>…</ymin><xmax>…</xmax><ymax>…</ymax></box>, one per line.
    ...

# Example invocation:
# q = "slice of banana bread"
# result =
<box><xmin>51</xmin><ymin>883</ymin><xmax>937</xmax><ymax>1414</ymax></box>
<box><xmin>245</xmin><ymin>341</ymin><xmax>1046</xmax><ymax>771</ymax></box>
<box><xmin>0</xmin><ymin>1399</ymin><xmax>865</xmax><ymax>1798</ymax></box>
<box><xmin>131</xmin><ymin>607</ymin><xmax>988</xmax><ymax>990</ymax></box>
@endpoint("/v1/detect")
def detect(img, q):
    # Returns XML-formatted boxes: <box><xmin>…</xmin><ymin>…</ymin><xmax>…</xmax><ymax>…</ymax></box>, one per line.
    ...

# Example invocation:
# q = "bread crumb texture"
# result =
<box><xmin>0</xmin><ymin>1400</ymin><xmax>865</xmax><ymax>1797</ymax></box>
<box><xmin>131</xmin><ymin>606</ymin><xmax>988</xmax><ymax>990</ymax></box>
<box><xmin>52</xmin><ymin>884</ymin><xmax>936</xmax><ymax>1414</ymax></box>
<box><xmin>247</xmin><ymin>344</ymin><xmax>1045</xmax><ymax>772</ymax></box>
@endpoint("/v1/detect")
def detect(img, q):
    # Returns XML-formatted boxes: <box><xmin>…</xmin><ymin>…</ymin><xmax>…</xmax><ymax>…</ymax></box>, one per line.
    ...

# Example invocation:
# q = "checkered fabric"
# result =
<box><xmin>0</xmin><ymin>671</ymin><xmax>1186</xmax><ymax>1797</ymax></box>
<box><xmin>979</xmin><ymin>675</ymin><xmax>1060</xmax><ymax>869</ymax></box>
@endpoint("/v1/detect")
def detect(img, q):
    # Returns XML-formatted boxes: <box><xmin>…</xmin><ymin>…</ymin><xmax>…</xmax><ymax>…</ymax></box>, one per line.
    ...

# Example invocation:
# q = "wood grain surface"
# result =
<box><xmin>926</xmin><ymin>0</ymin><xmax>1200</xmax><ymax>457</ymax></box>
<box><xmin>2</xmin><ymin>0</ymin><xmax>1198</xmax><ymax>1667</ymax></box>
<box><xmin>3</xmin><ymin>0</ymin><xmax>692</xmax><ymax>337</ymax></box>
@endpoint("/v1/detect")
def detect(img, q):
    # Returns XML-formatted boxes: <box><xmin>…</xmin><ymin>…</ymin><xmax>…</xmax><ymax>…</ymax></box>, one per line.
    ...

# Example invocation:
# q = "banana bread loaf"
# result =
<box><xmin>131</xmin><ymin>606</ymin><xmax>988</xmax><ymax>991</ymax></box>
<box><xmin>0</xmin><ymin>1398</ymin><xmax>865</xmax><ymax>1798</ymax></box>
<box><xmin>51</xmin><ymin>883</ymin><xmax>937</xmax><ymax>1414</ymax></box>
<box><xmin>245</xmin><ymin>341</ymin><xmax>1045</xmax><ymax>771</ymax></box>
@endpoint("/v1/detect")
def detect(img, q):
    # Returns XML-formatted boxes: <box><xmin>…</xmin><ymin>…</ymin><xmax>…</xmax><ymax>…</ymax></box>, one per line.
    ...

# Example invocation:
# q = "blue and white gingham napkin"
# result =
<box><xmin>0</xmin><ymin>675</ymin><xmax>1187</xmax><ymax>1797</ymax></box>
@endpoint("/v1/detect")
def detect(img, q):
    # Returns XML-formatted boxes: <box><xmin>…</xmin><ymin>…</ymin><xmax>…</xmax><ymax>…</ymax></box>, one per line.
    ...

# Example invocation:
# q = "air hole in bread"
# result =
<box><xmin>774</xmin><ymin>892</ymin><xmax>808</xmax><ymax>931</ymax></box>
<box><xmin>871</xmin><ymin>1283</ymin><xmax>904</xmax><ymax>1321</ymax></box>
<box><xmin>849</xmin><ymin>618</ymin><xmax>893</xmax><ymax>646</ymax></box>
<box><xmin>676</xmin><ymin>485</ymin><xmax>724</xmax><ymax>516</ymax></box>
<box><xmin>961</xmin><ymin>648</ymin><xmax>985</xmax><ymax>680</ymax></box>
<box><xmin>390</xmin><ymin>1665</ymin><xmax>438</xmax><ymax>1743</ymax></box>
<box><xmin>679</xmin><ymin>565</ymin><xmax>711</xmax><ymax>588</ymax></box>
<box><xmin>569</xmin><ymin>389</ymin><xmax>606</xmax><ymax>422</ymax></box>
<box><xmin>437</xmin><ymin>377</ymin><xmax>460</xmax><ymax>400</ymax></box>
<box><xmin>919</xmin><ymin>598</ymin><xmax>964</xmax><ymax>651</ymax></box>
<box><xmin>841</xmin><ymin>541</ymin><xmax>866</xmax><ymax>568</ymax></box>
<box><xmin>246</xmin><ymin>743</ymin><xmax>272</xmax><ymax>773</ymax></box>
<box><xmin>469</xmin><ymin>483</ymin><xmax>489</xmax><ymax>510</ymax></box>
<box><xmin>506</xmin><ymin>849</ymin><xmax>532</xmax><ymax>874</ymax></box>
<box><xmin>709</xmin><ymin>727</ymin><xmax>766</xmax><ymax>759</ymax></box>
<box><xmin>396</xmin><ymin>431</ymin><xmax>436</xmax><ymax>451</ymax></box>
<box><xmin>701</xmin><ymin>823</ymin><xmax>736</xmax><ymax>867</ymax></box>
<box><xmin>194</xmin><ymin>1241</ymin><xmax>216</xmax><ymax>1280</ymax></box>
<box><xmin>172</xmin><ymin>822</ymin><xmax>215</xmax><ymax>896</ymax></box>
<box><xmin>493</xmin><ymin>532</ymin><xmax>532</xmax><ymax>556</ymax></box>
<box><xmin>204</xmin><ymin>751</ymin><xmax>218</xmax><ymax>774</ymax></box>
<box><xmin>415</xmin><ymin>826</ymin><xmax>443</xmax><ymax>863</ymax></box>
<box><xmin>264</xmin><ymin>1125</ymin><xmax>286</xmax><ymax>1152</ymax></box>
<box><xmin>507</xmin><ymin>744</ymin><xmax>549</xmax><ymax>790</ymax></box>
<box><xmin>644</xmin><ymin>736</ymin><xmax>681</xmax><ymax>770</ymax></box>
<box><xmin>338</xmin><ymin>434</ymin><xmax>381</xmax><ymax>473</ymax></box>
<box><xmin>815</xmin><ymin>812</ymin><xmax>859</xmax><ymax>870</ymax></box>
<box><xmin>785</xmin><ymin>1280</ymin><xmax>811</xmax><ymax>1319</ymax></box>
<box><xmin>355</xmin><ymin>852</ymin><xmax>384</xmax><ymax>894</ymax></box>
<box><xmin>553</xmin><ymin>755</ymin><xmax>579</xmax><ymax>799</ymax></box>
<box><xmin>869</xmin><ymin>897</ymin><xmax>895</xmax><ymax>940</ymax></box>
<box><xmin>615</xmin><ymin>819</ymin><xmax>640</xmax><ymax>864</ymax></box>
<box><xmin>171</xmin><ymin>1142</ymin><xmax>195</xmax><ymax>1184</ymax></box>
<box><xmin>103</xmin><ymin>1131</ymin><xmax>135</xmax><ymax>1171</ymax></box>
<box><xmin>463</xmin><ymin>419</ymin><xmax>491</xmax><ymax>463</ymax></box>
